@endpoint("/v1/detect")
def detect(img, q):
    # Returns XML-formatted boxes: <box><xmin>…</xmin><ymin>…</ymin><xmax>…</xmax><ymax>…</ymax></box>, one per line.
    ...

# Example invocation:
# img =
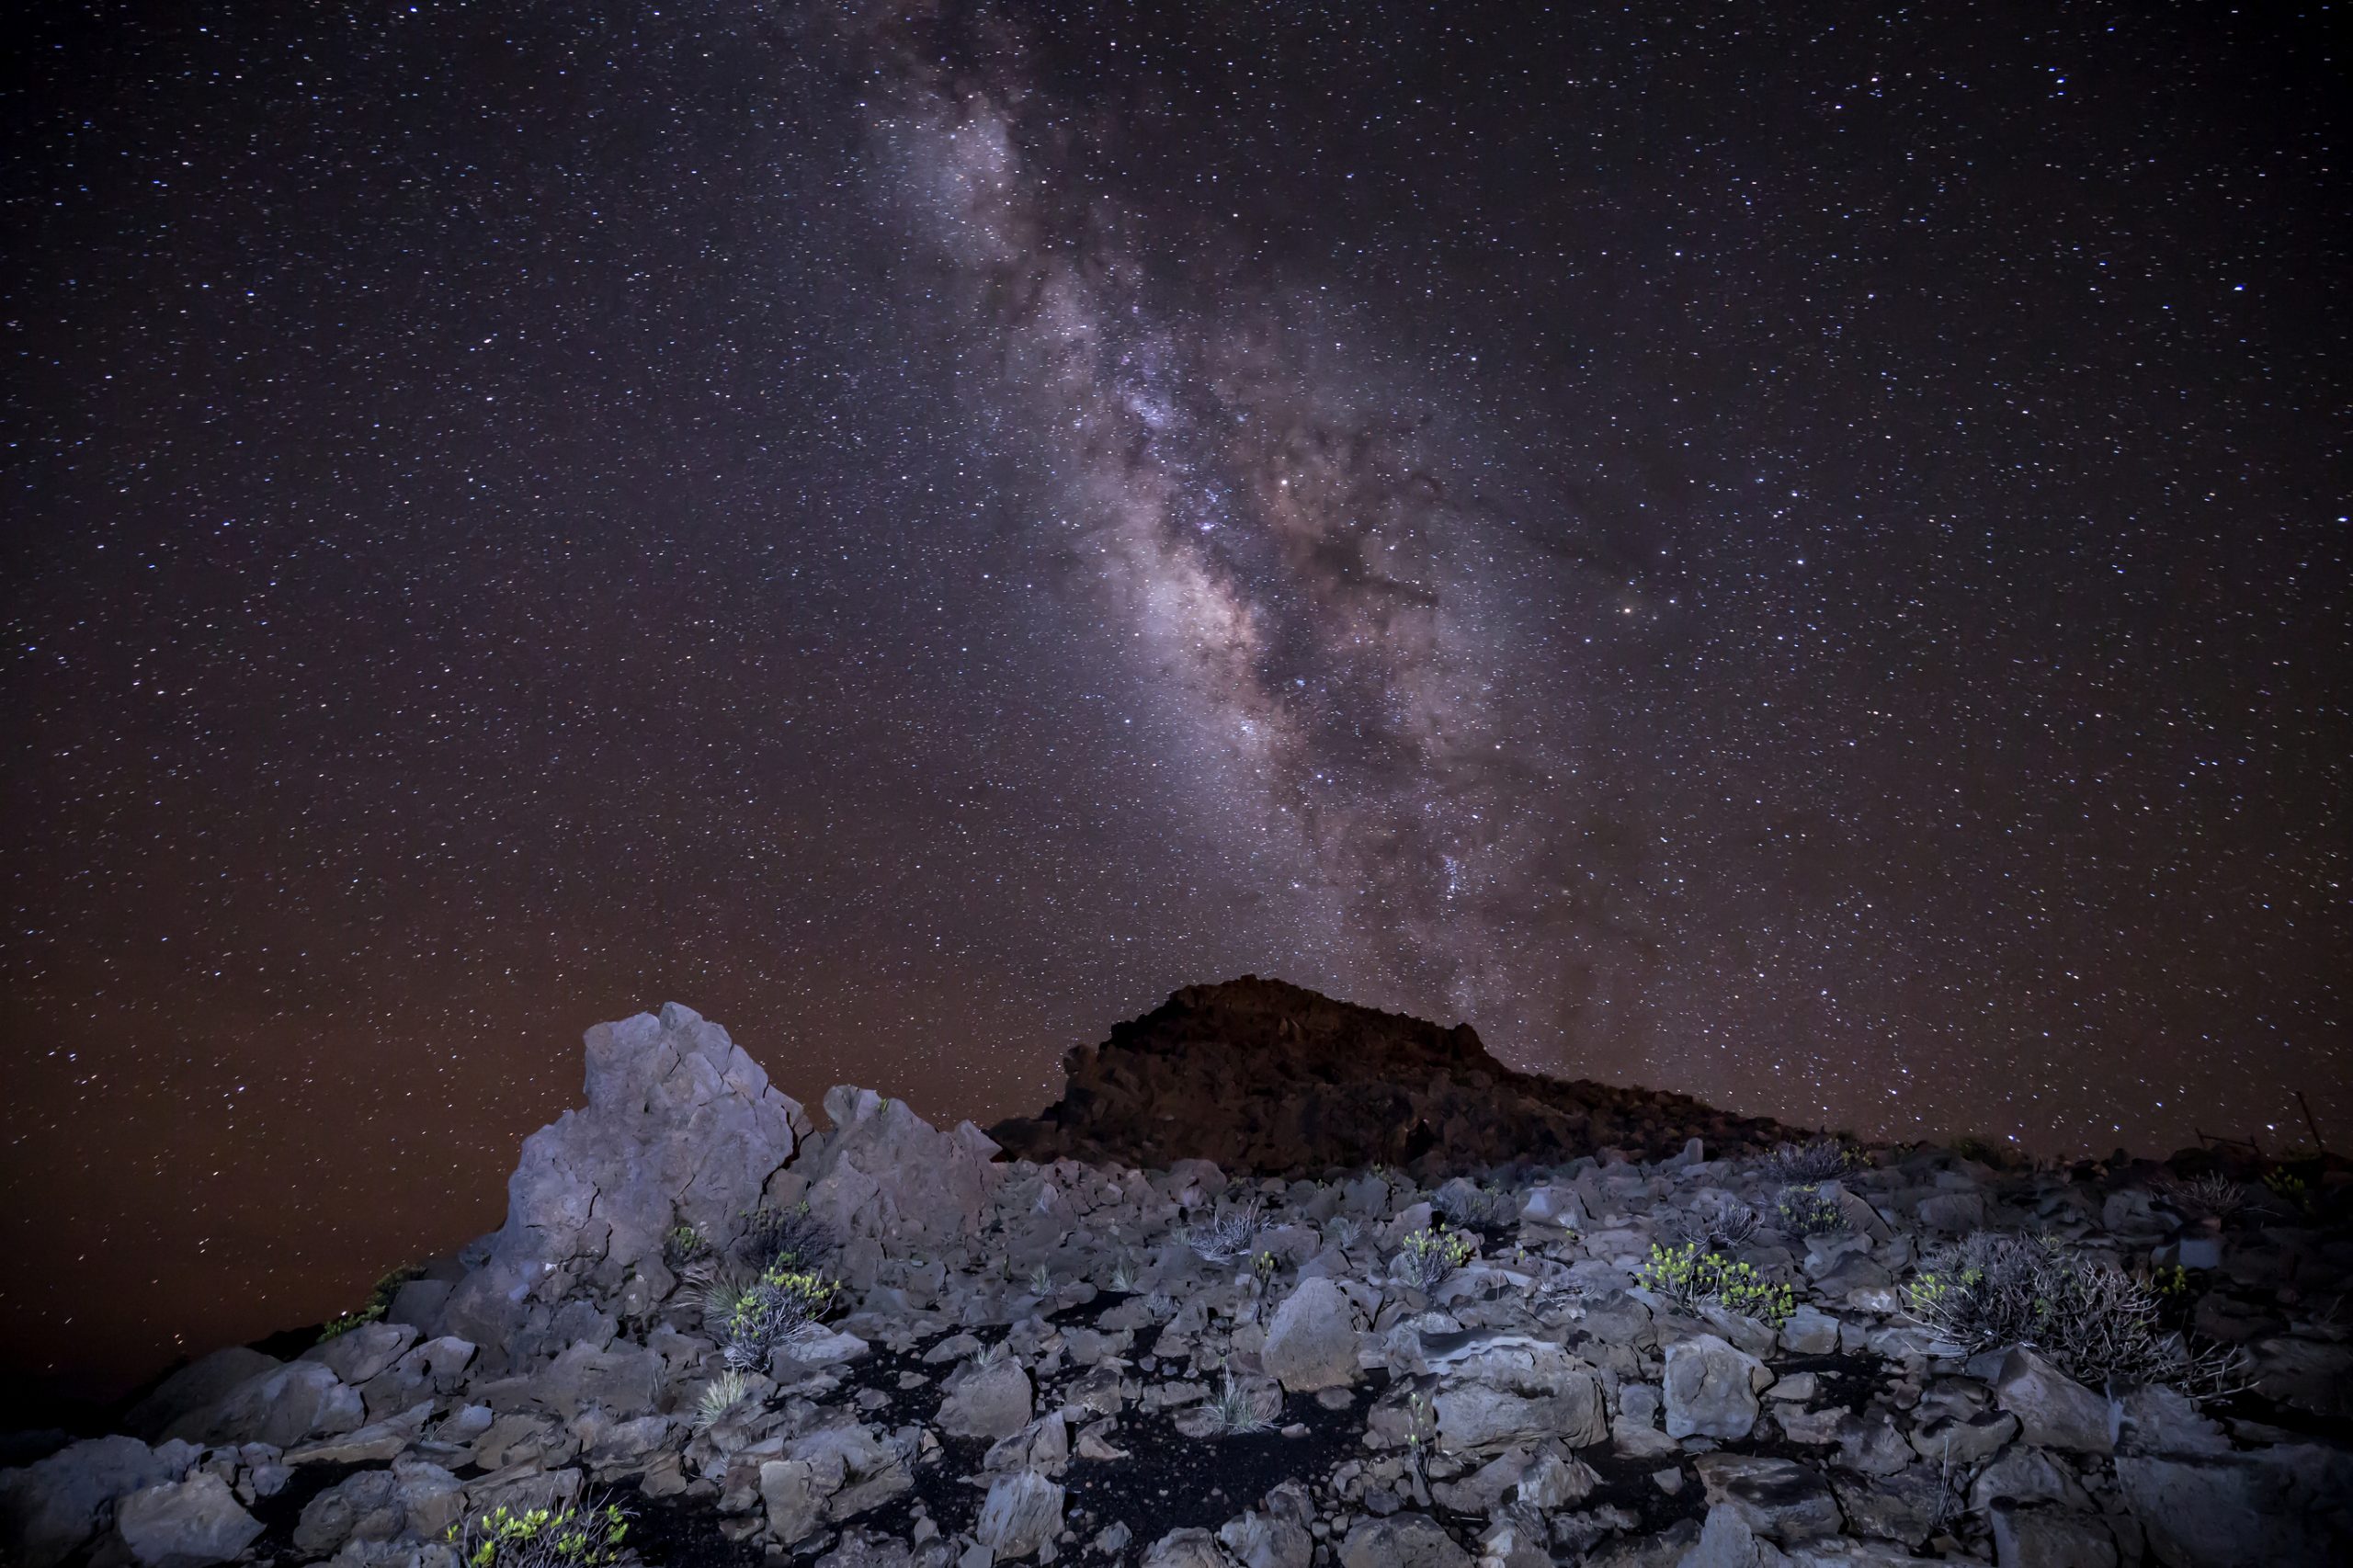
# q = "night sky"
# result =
<box><xmin>3</xmin><ymin>1</ymin><xmax>2344</xmax><ymax>1395</ymax></box>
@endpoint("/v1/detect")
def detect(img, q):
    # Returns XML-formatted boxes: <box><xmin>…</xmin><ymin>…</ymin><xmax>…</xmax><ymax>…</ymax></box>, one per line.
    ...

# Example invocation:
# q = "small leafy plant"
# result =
<box><xmin>448</xmin><ymin>1500</ymin><xmax>631</xmax><ymax>1568</ymax></box>
<box><xmin>1027</xmin><ymin>1262</ymin><xmax>1054</xmax><ymax>1297</ymax></box>
<box><xmin>1634</xmin><ymin>1242</ymin><xmax>1795</xmax><ymax>1327</ymax></box>
<box><xmin>718</xmin><ymin>1265</ymin><xmax>844</xmax><ymax>1372</ymax></box>
<box><xmin>1774</xmin><ymin>1184</ymin><xmax>1851</xmax><ymax>1239</ymax></box>
<box><xmin>1392</xmin><ymin>1224</ymin><xmax>1477</xmax><ymax>1290</ymax></box>
<box><xmin>663</xmin><ymin>1223</ymin><xmax>710</xmax><ymax>1270</ymax></box>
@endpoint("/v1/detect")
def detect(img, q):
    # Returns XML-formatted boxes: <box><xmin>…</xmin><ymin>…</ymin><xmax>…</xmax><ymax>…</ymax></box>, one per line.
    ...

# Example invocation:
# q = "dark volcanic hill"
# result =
<box><xmin>989</xmin><ymin>975</ymin><xmax>1801</xmax><ymax>1175</ymax></box>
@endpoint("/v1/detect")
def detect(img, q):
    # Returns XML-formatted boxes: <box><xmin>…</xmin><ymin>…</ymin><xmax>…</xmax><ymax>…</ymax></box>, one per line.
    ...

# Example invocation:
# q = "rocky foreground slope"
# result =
<box><xmin>4</xmin><ymin>987</ymin><xmax>2349</xmax><ymax>1568</ymax></box>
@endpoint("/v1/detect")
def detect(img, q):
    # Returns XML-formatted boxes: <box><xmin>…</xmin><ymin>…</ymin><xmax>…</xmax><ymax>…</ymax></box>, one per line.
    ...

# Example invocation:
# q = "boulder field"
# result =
<box><xmin>4</xmin><ymin>983</ymin><xmax>2347</xmax><ymax>1568</ymax></box>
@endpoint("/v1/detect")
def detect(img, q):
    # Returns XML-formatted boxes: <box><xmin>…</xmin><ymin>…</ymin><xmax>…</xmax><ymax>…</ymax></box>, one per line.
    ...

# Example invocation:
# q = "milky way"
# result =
<box><xmin>2</xmin><ymin>0</ymin><xmax>2342</xmax><ymax>1394</ymax></box>
<box><xmin>857</xmin><ymin>8</ymin><xmax>1660</xmax><ymax>1042</ymax></box>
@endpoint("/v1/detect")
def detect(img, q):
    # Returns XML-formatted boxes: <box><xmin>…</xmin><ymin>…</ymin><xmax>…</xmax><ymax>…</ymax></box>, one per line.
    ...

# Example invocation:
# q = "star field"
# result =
<box><xmin>2</xmin><ymin>1</ymin><xmax>2344</xmax><ymax>1394</ymax></box>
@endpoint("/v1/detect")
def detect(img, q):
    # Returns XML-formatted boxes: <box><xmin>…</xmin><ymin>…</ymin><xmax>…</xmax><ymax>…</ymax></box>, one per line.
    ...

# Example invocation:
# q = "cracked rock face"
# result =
<box><xmin>443</xmin><ymin>1002</ymin><xmax>810</xmax><ymax>1345</ymax></box>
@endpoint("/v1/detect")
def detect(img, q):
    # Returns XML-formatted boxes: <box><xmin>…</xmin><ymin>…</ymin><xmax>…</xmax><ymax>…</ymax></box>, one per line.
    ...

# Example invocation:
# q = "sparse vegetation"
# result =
<box><xmin>1774</xmin><ymin>1184</ymin><xmax>1851</xmax><ymax>1239</ymax></box>
<box><xmin>1677</xmin><ymin>1192</ymin><xmax>1761</xmax><ymax>1250</ymax></box>
<box><xmin>738</xmin><ymin>1201</ymin><xmax>836</xmax><ymax>1271</ymax></box>
<box><xmin>447</xmin><ymin>1500</ymin><xmax>632</xmax><ymax>1568</ymax></box>
<box><xmin>663</xmin><ymin>1223</ymin><xmax>710</xmax><ymax>1270</ymax></box>
<box><xmin>2158</xmin><ymin>1173</ymin><xmax>2246</xmax><ymax>1221</ymax></box>
<box><xmin>1634</xmin><ymin>1242</ymin><xmax>1796</xmax><ymax>1327</ymax></box>
<box><xmin>1765</xmin><ymin>1137</ymin><xmax>1859</xmax><ymax>1184</ymax></box>
<box><xmin>1027</xmin><ymin>1262</ymin><xmax>1054</xmax><ymax>1297</ymax></box>
<box><xmin>1177</xmin><ymin>1199</ymin><xmax>1265</xmax><ymax>1264</ymax></box>
<box><xmin>717</xmin><ymin>1265</ymin><xmax>844</xmax><ymax>1372</ymax></box>
<box><xmin>1321</xmin><ymin>1215</ymin><xmax>1362</xmax><ymax>1252</ymax></box>
<box><xmin>1200</xmin><ymin>1372</ymin><xmax>1272</xmax><ymax>1437</ymax></box>
<box><xmin>316</xmin><ymin>1264</ymin><xmax>424</xmax><ymax>1344</ymax></box>
<box><xmin>692</xmin><ymin>1369</ymin><xmax>751</xmax><ymax>1431</ymax></box>
<box><xmin>1392</xmin><ymin>1224</ymin><xmax>1477</xmax><ymax>1290</ymax></box>
<box><xmin>1904</xmin><ymin>1231</ymin><xmax>2245</xmax><ymax>1399</ymax></box>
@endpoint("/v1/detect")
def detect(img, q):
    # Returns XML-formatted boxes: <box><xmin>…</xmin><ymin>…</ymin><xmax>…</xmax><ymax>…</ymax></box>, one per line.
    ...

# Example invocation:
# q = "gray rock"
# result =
<box><xmin>1263</xmin><ymin>1278</ymin><xmax>1360</xmax><ymax>1392</ymax></box>
<box><xmin>1989</xmin><ymin>1503</ymin><xmax>2117</xmax><ymax>1568</ymax></box>
<box><xmin>112</xmin><ymin>1472</ymin><xmax>263</xmax><ymax>1568</ymax></box>
<box><xmin>1916</xmin><ymin>1192</ymin><xmax>1985</xmax><ymax>1233</ymax></box>
<box><xmin>1906</xmin><ymin>1409</ymin><xmax>2017</xmax><ymax>1466</ymax></box>
<box><xmin>291</xmin><ymin>1470</ymin><xmax>404</xmax><ymax>1557</ymax></box>
<box><xmin>171</xmin><ymin>1355</ymin><xmax>362</xmax><ymax>1449</ymax></box>
<box><xmin>983</xmin><ymin>1413</ymin><xmax>1070</xmax><ymax>1477</ymax></box>
<box><xmin>121</xmin><ymin>1349</ymin><xmax>280</xmax><ymax>1442</ymax></box>
<box><xmin>1992</xmin><ymin>1348</ymin><xmax>2112</xmax><ymax>1454</ymax></box>
<box><xmin>761</xmin><ymin>1460</ymin><xmax>821</xmax><ymax>1546</ymax></box>
<box><xmin>1970</xmin><ymin>1448</ymin><xmax>2093</xmax><ymax>1514</ymax></box>
<box><xmin>283</xmin><ymin>1401</ymin><xmax>433</xmax><ymax>1465</ymax></box>
<box><xmin>1664</xmin><ymin>1335</ymin><xmax>1764</xmax><ymax>1441</ymax></box>
<box><xmin>1338</xmin><ymin>1513</ymin><xmax>1473</xmax><ymax>1568</ymax></box>
<box><xmin>1430</xmin><ymin>1342</ymin><xmax>1607</xmax><ymax>1451</ymax></box>
<box><xmin>1690</xmin><ymin>1454</ymin><xmax>1842</xmax><ymax>1543</ymax></box>
<box><xmin>1677</xmin><ymin>1505</ymin><xmax>1791</xmax><ymax>1568</ymax></box>
<box><xmin>940</xmin><ymin>1357</ymin><xmax>1035</xmax><ymax>1440</ymax></box>
<box><xmin>304</xmin><ymin>1321</ymin><xmax>419</xmax><ymax>1386</ymax></box>
<box><xmin>443</xmin><ymin>1003</ymin><xmax>810</xmax><ymax>1344</ymax></box>
<box><xmin>1778</xmin><ymin>1307</ymin><xmax>1840</xmax><ymax>1358</ymax></box>
<box><xmin>2115</xmin><ymin>1442</ymin><xmax>2353</xmax><ymax>1568</ymax></box>
<box><xmin>1829</xmin><ymin>1468</ymin><xmax>1946</xmax><ymax>1548</ymax></box>
<box><xmin>537</xmin><ymin>1340</ymin><xmax>662</xmax><ymax>1419</ymax></box>
<box><xmin>0</xmin><ymin>1436</ymin><xmax>195</xmax><ymax>1568</ymax></box>
<box><xmin>795</xmin><ymin>1085</ymin><xmax>1006</xmax><ymax>1250</ymax></box>
<box><xmin>1220</xmin><ymin>1485</ymin><xmax>1314</xmax><ymax>1568</ymax></box>
<box><xmin>975</xmin><ymin>1470</ymin><xmax>1064</xmax><ymax>1560</ymax></box>
<box><xmin>1142</xmin><ymin>1527</ymin><xmax>1229</xmax><ymax>1568</ymax></box>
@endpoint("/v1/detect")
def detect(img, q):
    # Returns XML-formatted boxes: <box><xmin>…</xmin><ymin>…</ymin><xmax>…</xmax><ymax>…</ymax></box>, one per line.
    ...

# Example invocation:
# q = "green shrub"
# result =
<box><xmin>719</xmin><ymin>1265</ymin><xmax>844</xmax><ymax>1372</ymax></box>
<box><xmin>1392</xmin><ymin>1225</ymin><xmax>1476</xmax><ymax>1290</ymax></box>
<box><xmin>448</xmin><ymin>1500</ymin><xmax>631</xmax><ymax>1568</ymax></box>
<box><xmin>1634</xmin><ymin>1242</ymin><xmax>1794</xmax><ymax>1327</ymax></box>
<box><xmin>1774</xmin><ymin>1184</ymin><xmax>1850</xmax><ymax>1239</ymax></box>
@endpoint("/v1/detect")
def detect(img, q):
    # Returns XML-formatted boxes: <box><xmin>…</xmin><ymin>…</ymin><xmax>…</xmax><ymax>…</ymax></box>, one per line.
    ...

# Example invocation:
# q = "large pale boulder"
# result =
<box><xmin>1262</xmin><ymin>1277</ymin><xmax>1360</xmax><ymax>1392</ymax></box>
<box><xmin>111</xmin><ymin>1472</ymin><xmax>263</xmax><ymax>1568</ymax></box>
<box><xmin>790</xmin><ymin>1086</ymin><xmax>1005</xmax><ymax>1249</ymax></box>
<box><xmin>443</xmin><ymin>1004</ymin><xmax>810</xmax><ymax>1345</ymax></box>
<box><xmin>1429</xmin><ymin>1341</ymin><xmax>1607</xmax><ymax>1452</ymax></box>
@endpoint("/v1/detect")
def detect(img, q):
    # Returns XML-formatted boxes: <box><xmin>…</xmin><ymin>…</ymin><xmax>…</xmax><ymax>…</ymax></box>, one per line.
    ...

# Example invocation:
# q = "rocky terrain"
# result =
<box><xmin>5</xmin><ymin>983</ymin><xmax>2348</xmax><ymax>1568</ymax></box>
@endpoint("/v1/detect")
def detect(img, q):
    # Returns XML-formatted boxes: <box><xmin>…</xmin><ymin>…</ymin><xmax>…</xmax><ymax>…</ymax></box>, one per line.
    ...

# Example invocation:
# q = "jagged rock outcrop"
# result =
<box><xmin>442</xmin><ymin>1002</ymin><xmax>811</xmax><ymax>1348</ymax></box>
<box><xmin>990</xmin><ymin>976</ymin><xmax>1794</xmax><ymax>1174</ymax></box>
<box><xmin>779</xmin><ymin>1086</ymin><xmax>1006</xmax><ymax>1251</ymax></box>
